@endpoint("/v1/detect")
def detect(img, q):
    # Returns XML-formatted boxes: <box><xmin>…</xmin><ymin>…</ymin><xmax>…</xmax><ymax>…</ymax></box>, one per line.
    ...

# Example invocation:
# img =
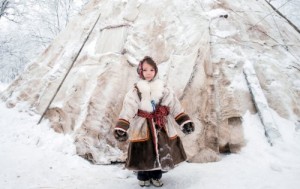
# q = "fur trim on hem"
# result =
<box><xmin>126</xmin><ymin>167</ymin><xmax>162</xmax><ymax>172</ymax></box>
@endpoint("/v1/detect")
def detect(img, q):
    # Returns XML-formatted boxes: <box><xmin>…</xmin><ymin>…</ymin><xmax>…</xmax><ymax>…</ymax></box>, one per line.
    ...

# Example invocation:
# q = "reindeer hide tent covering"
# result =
<box><xmin>1</xmin><ymin>0</ymin><xmax>300</xmax><ymax>164</ymax></box>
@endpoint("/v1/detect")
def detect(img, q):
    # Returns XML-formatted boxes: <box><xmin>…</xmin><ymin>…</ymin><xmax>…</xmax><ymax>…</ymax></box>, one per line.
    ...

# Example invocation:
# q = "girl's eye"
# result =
<box><xmin>142</xmin><ymin>68</ymin><xmax>154</xmax><ymax>71</ymax></box>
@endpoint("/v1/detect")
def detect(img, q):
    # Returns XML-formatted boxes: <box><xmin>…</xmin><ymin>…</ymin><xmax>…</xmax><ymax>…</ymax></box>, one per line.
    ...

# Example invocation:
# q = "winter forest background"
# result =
<box><xmin>1</xmin><ymin>0</ymin><xmax>300</xmax><ymax>189</ymax></box>
<box><xmin>0</xmin><ymin>0</ymin><xmax>89</xmax><ymax>84</ymax></box>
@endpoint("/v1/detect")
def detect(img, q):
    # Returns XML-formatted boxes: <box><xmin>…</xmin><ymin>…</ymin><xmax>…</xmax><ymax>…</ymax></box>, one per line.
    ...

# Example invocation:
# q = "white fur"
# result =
<box><xmin>136</xmin><ymin>79</ymin><xmax>164</xmax><ymax>112</ymax></box>
<box><xmin>180</xmin><ymin>120</ymin><xmax>192</xmax><ymax>130</ymax></box>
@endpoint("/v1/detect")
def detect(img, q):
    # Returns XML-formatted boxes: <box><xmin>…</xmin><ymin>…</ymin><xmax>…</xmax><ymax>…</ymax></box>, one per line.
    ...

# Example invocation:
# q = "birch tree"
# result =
<box><xmin>0</xmin><ymin>0</ymin><xmax>90</xmax><ymax>83</ymax></box>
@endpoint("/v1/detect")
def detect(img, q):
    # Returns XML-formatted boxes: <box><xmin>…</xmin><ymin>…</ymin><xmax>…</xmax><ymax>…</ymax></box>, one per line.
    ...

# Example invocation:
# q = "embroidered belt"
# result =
<box><xmin>137</xmin><ymin>106</ymin><xmax>169</xmax><ymax>128</ymax></box>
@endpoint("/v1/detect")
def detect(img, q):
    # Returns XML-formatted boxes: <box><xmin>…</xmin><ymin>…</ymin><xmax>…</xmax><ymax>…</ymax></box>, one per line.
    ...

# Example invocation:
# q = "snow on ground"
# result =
<box><xmin>0</xmin><ymin>101</ymin><xmax>300</xmax><ymax>189</ymax></box>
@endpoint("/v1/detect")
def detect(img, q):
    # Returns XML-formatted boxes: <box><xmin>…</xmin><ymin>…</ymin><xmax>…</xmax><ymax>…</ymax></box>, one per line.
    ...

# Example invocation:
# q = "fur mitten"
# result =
<box><xmin>182</xmin><ymin>122</ymin><xmax>195</xmax><ymax>134</ymax></box>
<box><xmin>114</xmin><ymin>130</ymin><xmax>128</xmax><ymax>142</ymax></box>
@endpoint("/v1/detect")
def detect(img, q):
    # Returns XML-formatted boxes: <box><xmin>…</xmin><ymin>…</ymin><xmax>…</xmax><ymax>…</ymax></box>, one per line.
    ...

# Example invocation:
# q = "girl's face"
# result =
<box><xmin>142</xmin><ymin>61</ymin><xmax>156</xmax><ymax>81</ymax></box>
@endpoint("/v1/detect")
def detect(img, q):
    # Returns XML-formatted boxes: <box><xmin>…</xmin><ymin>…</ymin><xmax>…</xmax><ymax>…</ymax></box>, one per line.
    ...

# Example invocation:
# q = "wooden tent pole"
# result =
<box><xmin>37</xmin><ymin>13</ymin><xmax>101</xmax><ymax>124</ymax></box>
<box><xmin>264</xmin><ymin>0</ymin><xmax>300</xmax><ymax>34</ymax></box>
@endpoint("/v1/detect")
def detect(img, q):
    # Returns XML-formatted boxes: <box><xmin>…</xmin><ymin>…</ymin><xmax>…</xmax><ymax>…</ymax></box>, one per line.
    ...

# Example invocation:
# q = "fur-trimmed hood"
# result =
<box><xmin>136</xmin><ymin>79</ymin><xmax>165</xmax><ymax>112</ymax></box>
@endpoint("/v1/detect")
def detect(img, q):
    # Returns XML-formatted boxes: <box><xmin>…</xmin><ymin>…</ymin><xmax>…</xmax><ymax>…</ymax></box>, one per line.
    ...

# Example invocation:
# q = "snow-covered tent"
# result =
<box><xmin>1</xmin><ymin>0</ymin><xmax>300</xmax><ymax>164</ymax></box>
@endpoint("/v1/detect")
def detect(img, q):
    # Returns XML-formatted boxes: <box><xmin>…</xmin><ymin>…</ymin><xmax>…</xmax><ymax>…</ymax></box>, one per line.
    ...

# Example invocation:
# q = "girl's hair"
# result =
<box><xmin>137</xmin><ymin>56</ymin><xmax>158</xmax><ymax>79</ymax></box>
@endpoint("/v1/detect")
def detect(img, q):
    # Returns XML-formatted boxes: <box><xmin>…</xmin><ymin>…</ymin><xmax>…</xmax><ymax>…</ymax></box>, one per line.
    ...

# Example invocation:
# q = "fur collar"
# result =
<box><xmin>136</xmin><ymin>79</ymin><xmax>165</xmax><ymax>112</ymax></box>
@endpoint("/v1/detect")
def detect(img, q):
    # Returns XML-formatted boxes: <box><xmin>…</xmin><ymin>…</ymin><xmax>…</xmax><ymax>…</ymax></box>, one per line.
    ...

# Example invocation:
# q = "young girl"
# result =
<box><xmin>114</xmin><ymin>56</ymin><xmax>194</xmax><ymax>187</ymax></box>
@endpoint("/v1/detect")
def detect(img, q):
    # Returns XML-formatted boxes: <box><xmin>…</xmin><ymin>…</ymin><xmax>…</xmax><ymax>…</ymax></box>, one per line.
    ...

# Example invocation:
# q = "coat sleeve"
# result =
<box><xmin>114</xmin><ymin>88</ymin><xmax>139</xmax><ymax>133</ymax></box>
<box><xmin>161</xmin><ymin>86</ymin><xmax>192</xmax><ymax>129</ymax></box>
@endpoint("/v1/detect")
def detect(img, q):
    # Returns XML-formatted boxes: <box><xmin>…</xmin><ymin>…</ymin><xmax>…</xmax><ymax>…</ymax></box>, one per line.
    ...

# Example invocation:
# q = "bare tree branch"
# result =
<box><xmin>0</xmin><ymin>0</ymin><xmax>9</xmax><ymax>18</ymax></box>
<box><xmin>0</xmin><ymin>0</ymin><xmax>91</xmax><ymax>83</ymax></box>
<box><xmin>265</xmin><ymin>0</ymin><xmax>300</xmax><ymax>34</ymax></box>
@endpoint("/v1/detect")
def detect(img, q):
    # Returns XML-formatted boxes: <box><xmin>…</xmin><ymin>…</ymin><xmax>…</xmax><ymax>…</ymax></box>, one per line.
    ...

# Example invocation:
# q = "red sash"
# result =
<box><xmin>137</xmin><ymin>106</ymin><xmax>169</xmax><ymax>128</ymax></box>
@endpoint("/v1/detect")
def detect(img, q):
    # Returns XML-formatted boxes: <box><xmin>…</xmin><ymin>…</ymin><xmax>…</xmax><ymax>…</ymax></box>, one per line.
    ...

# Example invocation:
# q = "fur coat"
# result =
<box><xmin>115</xmin><ymin>79</ymin><xmax>192</xmax><ymax>171</ymax></box>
